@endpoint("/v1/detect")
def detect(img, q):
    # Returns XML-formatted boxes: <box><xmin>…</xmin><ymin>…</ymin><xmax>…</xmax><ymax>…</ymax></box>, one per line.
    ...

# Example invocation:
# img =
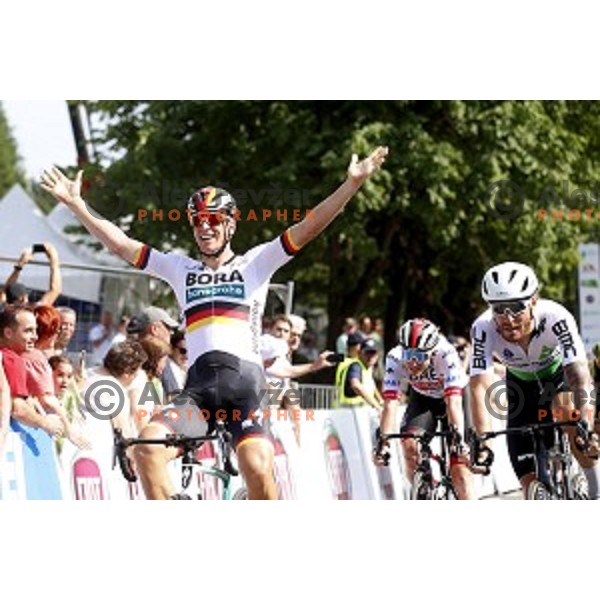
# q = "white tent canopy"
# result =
<box><xmin>0</xmin><ymin>184</ymin><xmax>127</xmax><ymax>304</ymax></box>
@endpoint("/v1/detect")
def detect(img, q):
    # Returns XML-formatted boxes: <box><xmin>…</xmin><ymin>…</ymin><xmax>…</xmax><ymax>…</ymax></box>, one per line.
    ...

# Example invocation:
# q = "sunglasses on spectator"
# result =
<box><xmin>401</xmin><ymin>348</ymin><xmax>430</xmax><ymax>362</ymax></box>
<box><xmin>490</xmin><ymin>300</ymin><xmax>530</xmax><ymax>317</ymax></box>
<box><xmin>176</xmin><ymin>346</ymin><xmax>187</xmax><ymax>355</ymax></box>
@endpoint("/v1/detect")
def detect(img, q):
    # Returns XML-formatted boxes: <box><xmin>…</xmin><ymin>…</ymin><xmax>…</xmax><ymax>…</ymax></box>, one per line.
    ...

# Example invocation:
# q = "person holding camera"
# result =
<box><xmin>4</xmin><ymin>242</ymin><xmax>62</xmax><ymax>306</ymax></box>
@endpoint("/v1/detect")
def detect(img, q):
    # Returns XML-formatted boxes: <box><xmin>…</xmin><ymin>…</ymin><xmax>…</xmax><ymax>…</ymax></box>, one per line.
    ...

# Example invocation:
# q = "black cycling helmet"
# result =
<box><xmin>187</xmin><ymin>187</ymin><xmax>237</xmax><ymax>218</ymax></box>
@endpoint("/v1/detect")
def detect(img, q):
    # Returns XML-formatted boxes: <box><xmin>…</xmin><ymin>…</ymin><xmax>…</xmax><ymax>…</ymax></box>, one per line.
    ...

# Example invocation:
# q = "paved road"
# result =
<box><xmin>480</xmin><ymin>490</ymin><xmax>522</xmax><ymax>500</ymax></box>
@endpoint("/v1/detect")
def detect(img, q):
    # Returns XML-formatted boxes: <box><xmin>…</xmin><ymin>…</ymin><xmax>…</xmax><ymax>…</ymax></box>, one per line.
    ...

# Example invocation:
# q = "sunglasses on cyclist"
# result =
<box><xmin>190</xmin><ymin>211</ymin><xmax>227</xmax><ymax>228</ymax></box>
<box><xmin>490</xmin><ymin>300</ymin><xmax>530</xmax><ymax>317</ymax></box>
<box><xmin>401</xmin><ymin>348</ymin><xmax>430</xmax><ymax>362</ymax></box>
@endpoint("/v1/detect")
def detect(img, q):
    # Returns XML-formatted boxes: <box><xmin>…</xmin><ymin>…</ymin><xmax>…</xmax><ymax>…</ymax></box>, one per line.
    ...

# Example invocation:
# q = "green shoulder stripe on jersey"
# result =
<box><xmin>507</xmin><ymin>358</ymin><xmax>562</xmax><ymax>381</ymax></box>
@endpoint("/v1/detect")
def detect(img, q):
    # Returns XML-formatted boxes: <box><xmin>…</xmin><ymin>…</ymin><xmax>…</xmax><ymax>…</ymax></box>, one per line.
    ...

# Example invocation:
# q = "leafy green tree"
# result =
<box><xmin>83</xmin><ymin>101</ymin><xmax>600</xmax><ymax>350</ymax></box>
<box><xmin>0</xmin><ymin>102</ymin><xmax>24</xmax><ymax>198</ymax></box>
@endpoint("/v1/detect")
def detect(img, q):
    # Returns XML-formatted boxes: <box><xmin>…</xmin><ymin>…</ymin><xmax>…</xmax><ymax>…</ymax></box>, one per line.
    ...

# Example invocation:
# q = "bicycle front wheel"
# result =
<box><xmin>526</xmin><ymin>480</ymin><xmax>553</xmax><ymax>500</ymax></box>
<box><xmin>570</xmin><ymin>473</ymin><xmax>589</xmax><ymax>500</ymax></box>
<box><xmin>411</xmin><ymin>471</ymin><xmax>434</xmax><ymax>500</ymax></box>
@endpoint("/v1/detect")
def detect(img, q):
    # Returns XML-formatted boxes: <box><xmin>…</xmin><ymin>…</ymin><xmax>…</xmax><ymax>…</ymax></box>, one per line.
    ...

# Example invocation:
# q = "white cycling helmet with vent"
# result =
<box><xmin>481</xmin><ymin>262</ymin><xmax>539</xmax><ymax>303</ymax></box>
<box><xmin>398</xmin><ymin>319</ymin><xmax>441</xmax><ymax>352</ymax></box>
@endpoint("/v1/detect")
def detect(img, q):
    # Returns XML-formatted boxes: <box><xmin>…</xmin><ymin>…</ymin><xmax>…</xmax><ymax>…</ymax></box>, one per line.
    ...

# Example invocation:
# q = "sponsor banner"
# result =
<box><xmin>0</xmin><ymin>431</ymin><xmax>27</xmax><ymax>500</ymax></box>
<box><xmin>1</xmin><ymin>420</ymin><xmax>63</xmax><ymax>500</ymax></box>
<box><xmin>579</xmin><ymin>243</ymin><xmax>600</xmax><ymax>355</ymax></box>
<box><xmin>297</xmin><ymin>412</ymin><xmax>341</xmax><ymax>500</ymax></box>
<box><xmin>363</xmin><ymin>407</ymin><xmax>410</xmax><ymax>500</ymax></box>
<box><xmin>270</xmin><ymin>421</ymin><xmax>301</xmax><ymax>500</ymax></box>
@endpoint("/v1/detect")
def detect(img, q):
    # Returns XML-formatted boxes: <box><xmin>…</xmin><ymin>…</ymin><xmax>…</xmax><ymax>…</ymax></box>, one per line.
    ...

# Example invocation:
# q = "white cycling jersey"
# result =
<box><xmin>469</xmin><ymin>299</ymin><xmax>586</xmax><ymax>379</ymax></box>
<box><xmin>133</xmin><ymin>231</ymin><xmax>299</xmax><ymax>367</ymax></box>
<box><xmin>383</xmin><ymin>335</ymin><xmax>468</xmax><ymax>400</ymax></box>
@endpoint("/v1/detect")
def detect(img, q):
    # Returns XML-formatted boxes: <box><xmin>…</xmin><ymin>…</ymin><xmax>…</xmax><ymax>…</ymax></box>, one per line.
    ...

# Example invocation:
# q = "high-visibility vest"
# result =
<box><xmin>336</xmin><ymin>358</ymin><xmax>376</xmax><ymax>407</ymax></box>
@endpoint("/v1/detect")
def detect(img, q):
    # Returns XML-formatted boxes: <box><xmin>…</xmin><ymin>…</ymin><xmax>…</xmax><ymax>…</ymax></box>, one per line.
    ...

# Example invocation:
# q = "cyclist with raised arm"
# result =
<box><xmin>470</xmin><ymin>262</ymin><xmax>600</xmax><ymax>499</ymax></box>
<box><xmin>40</xmin><ymin>146</ymin><xmax>388</xmax><ymax>500</ymax></box>
<box><xmin>375</xmin><ymin>318</ymin><xmax>474</xmax><ymax>499</ymax></box>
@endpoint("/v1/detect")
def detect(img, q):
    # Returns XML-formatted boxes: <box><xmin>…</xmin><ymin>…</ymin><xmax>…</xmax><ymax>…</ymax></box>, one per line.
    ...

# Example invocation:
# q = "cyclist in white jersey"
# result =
<box><xmin>376</xmin><ymin>319</ymin><xmax>474</xmax><ymax>499</ymax></box>
<box><xmin>470</xmin><ymin>262</ymin><xmax>600</xmax><ymax>498</ymax></box>
<box><xmin>40</xmin><ymin>146</ymin><xmax>388</xmax><ymax>499</ymax></box>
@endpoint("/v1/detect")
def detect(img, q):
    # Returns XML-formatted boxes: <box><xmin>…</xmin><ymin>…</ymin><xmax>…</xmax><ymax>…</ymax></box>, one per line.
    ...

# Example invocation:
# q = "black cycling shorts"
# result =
<box><xmin>505</xmin><ymin>368</ymin><xmax>568</xmax><ymax>480</ymax></box>
<box><xmin>401</xmin><ymin>388</ymin><xmax>448</xmax><ymax>435</ymax></box>
<box><xmin>150</xmin><ymin>350</ymin><xmax>268</xmax><ymax>447</ymax></box>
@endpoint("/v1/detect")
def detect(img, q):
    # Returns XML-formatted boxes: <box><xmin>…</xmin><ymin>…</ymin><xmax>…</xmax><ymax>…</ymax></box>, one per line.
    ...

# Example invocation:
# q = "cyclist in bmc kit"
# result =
<box><xmin>375</xmin><ymin>319</ymin><xmax>475</xmax><ymax>499</ymax></box>
<box><xmin>470</xmin><ymin>262</ymin><xmax>600</xmax><ymax>498</ymax></box>
<box><xmin>40</xmin><ymin>146</ymin><xmax>388</xmax><ymax>499</ymax></box>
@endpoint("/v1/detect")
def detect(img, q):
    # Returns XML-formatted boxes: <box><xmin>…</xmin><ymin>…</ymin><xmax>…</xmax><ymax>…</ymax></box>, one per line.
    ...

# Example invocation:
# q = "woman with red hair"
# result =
<box><xmin>21</xmin><ymin>304</ymin><xmax>90</xmax><ymax>449</ymax></box>
<box><xmin>33</xmin><ymin>304</ymin><xmax>62</xmax><ymax>358</ymax></box>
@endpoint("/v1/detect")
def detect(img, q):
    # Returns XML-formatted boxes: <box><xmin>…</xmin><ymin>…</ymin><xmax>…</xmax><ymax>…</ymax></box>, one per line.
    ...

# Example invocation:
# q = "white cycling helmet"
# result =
<box><xmin>398</xmin><ymin>319</ymin><xmax>441</xmax><ymax>352</ymax></box>
<box><xmin>481</xmin><ymin>262</ymin><xmax>539</xmax><ymax>302</ymax></box>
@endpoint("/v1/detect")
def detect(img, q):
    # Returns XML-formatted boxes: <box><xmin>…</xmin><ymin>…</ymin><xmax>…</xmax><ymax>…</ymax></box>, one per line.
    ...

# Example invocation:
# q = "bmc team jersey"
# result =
<box><xmin>133</xmin><ymin>231</ymin><xmax>299</xmax><ymax>367</ymax></box>
<box><xmin>469</xmin><ymin>299</ymin><xmax>586</xmax><ymax>379</ymax></box>
<box><xmin>383</xmin><ymin>336</ymin><xmax>468</xmax><ymax>400</ymax></box>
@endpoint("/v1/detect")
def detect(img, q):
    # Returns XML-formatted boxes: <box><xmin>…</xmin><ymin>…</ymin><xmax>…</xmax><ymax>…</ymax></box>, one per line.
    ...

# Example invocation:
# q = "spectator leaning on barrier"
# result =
<box><xmin>4</xmin><ymin>242</ymin><xmax>63</xmax><ymax>306</ymax></box>
<box><xmin>336</xmin><ymin>338</ymin><xmax>383</xmax><ymax>411</ymax></box>
<box><xmin>48</xmin><ymin>355</ymin><xmax>86</xmax><ymax>455</ymax></box>
<box><xmin>22</xmin><ymin>306</ymin><xmax>90</xmax><ymax>449</ymax></box>
<box><xmin>83</xmin><ymin>340</ymin><xmax>148</xmax><ymax>443</ymax></box>
<box><xmin>0</xmin><ymin>306</ymin><xmax>64</xmax><ymax>439</ymax></box>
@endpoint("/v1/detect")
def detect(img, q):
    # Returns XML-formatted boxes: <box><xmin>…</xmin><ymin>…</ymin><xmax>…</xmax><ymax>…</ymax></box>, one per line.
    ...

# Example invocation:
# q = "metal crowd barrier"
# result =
<box><xmin>298</xmin><ymin>384</ymin><xmax>338</xmax><ymax>410</ymax></box>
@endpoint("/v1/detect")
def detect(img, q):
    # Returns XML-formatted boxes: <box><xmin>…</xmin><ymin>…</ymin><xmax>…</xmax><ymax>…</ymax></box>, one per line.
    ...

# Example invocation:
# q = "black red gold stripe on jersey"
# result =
<box><xmin>280</xmin><ymin>230</ymin><xmax>301</xmax><ymax>256</ymax></box>
<box><xmin>133</xmin><ymin>244</ymin><xmax>151</xmax><ymax>270</ymax></box>
<box><xmin>185</xmin><ymin>301</ymin><xmax>250</xmax><ymax>333</ymax></box>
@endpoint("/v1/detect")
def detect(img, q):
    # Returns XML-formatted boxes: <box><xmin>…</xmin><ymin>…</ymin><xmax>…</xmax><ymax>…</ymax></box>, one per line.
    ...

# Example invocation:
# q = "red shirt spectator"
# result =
<box><xmin>0</xmin><ymin>347</ymin><xmax>29</xmax><ymax>398</ymax></box>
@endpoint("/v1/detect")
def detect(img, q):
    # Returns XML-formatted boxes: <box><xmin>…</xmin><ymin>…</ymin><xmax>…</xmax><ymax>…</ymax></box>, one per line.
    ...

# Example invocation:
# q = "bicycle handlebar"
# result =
<box><xmin>478</xmin><ymin>419</ymin><xmax>582</xmax><ymax>442</ymax></box>
<box><xmin>113</xmin><ymin>424</ymin><xmax>239</xmax><ymax>483</ymax></box>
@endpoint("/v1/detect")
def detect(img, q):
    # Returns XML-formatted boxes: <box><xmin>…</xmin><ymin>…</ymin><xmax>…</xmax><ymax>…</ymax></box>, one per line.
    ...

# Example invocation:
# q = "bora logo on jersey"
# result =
<box><xmin>185</xmin><ymin>269</ymin><xmax>247</xmax><ymax>302</ymax></box>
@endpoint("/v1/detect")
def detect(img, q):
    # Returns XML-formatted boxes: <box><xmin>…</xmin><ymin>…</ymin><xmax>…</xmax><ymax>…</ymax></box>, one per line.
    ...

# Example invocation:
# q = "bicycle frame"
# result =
<box><xmin>113</xmin><ymin>423</ymin><xmax>242</xmax><ymax>500</ymax></box>
<box><xmin>475</xmin><ymin>420</ymin><xmax>584</xmax><ymax>499</ymax></box>
<box><xmin>380</xmin><ymin>418</ymin><xmax>458</xmax><ymax>500</ymax></box>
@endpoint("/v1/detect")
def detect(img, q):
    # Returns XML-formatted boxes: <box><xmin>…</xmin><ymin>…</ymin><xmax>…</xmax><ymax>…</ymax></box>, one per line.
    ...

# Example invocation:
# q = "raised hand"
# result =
<box><xmin>347</xmin><ymin>146</ymin><xmax>389</xmax><ymax>185</ymax></box>
<box><xmin>40</xmin><ymin>167</ymin><xmax>84</xmax><ymax>207</ymax></box>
